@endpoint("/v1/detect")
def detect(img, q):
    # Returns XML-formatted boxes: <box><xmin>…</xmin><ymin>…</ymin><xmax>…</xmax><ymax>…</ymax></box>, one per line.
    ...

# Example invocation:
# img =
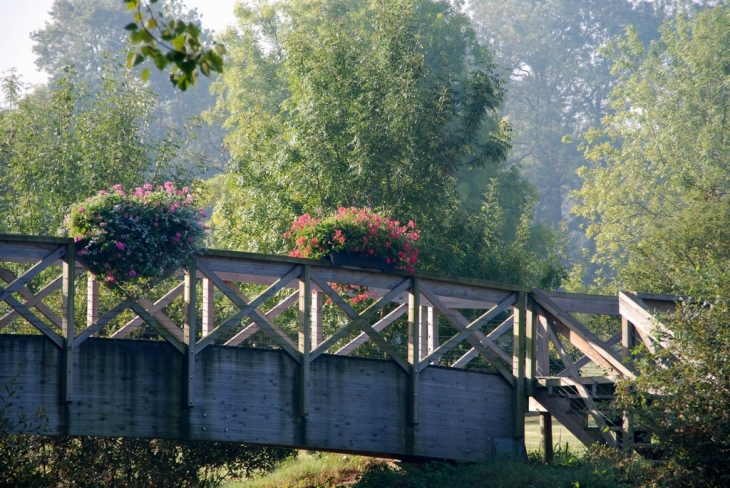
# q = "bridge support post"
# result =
<box><xmin>183</xmin><ymin>258</ymin><xmax>197</xmax><ymax>409</ymax></box>
<box><xmin>407</xmin><ymin>278</ymin><xmax>420</xmax><ymax>428</ymax></box>
<box><xmin>621</xmin><ymin>316</ymin><xmax>636</xmax><ymax>451</ymax></box>
<box><xmin>61</xmin><ymin>242</ymin><xmax>75</xmax><ymax>403</ymax></box>
<box><xmin>298</xmin><ymin>265</ymin><xmax>311</xmax><ymax>417</ymax></box>
<box><xmin>512</xmin><ymin>292</ymin><xmax>527</xmax><ymax>456</ymax></box>
<box><xmin>526</xmin><ymin>295</ymin><xmax>535</xmax><ymax>397</ymax></box>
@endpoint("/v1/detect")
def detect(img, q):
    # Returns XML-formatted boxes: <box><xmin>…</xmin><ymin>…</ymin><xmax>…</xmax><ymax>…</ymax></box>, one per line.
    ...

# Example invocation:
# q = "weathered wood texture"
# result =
<box><xmin>0</xmin><ymin>335</ymin><xmax>513</xmax><ymax>462</ymax></box>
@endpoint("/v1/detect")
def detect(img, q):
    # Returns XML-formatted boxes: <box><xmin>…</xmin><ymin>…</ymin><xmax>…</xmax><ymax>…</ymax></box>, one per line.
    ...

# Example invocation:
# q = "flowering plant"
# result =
<box><xmin>65</xmin><ymin>183</ymin><xmax>209</xmax><ymax>285</ymax></box>
<box><xmin>284</xmin><ymin>207</ymin><xmax>420</xmax><ymax>274</ymax></box>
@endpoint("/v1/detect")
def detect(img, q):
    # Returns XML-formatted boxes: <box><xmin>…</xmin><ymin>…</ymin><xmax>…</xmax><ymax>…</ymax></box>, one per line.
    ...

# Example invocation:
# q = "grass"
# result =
<box><xmin>224</xmin><ymin>417</ymin><xmax>652</xmax><ymax>488</ymax></box>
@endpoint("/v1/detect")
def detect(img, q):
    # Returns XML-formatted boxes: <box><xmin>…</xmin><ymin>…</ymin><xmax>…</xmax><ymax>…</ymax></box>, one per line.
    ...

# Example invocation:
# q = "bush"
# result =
<box><xmin>615</xmin><ymin>296</ymin><xmax>730</xmax><ymax>487</ymax></box>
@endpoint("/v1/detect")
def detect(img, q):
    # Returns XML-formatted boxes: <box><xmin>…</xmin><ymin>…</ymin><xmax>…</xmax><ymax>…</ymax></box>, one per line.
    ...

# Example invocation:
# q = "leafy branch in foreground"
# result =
<box><xmin>123</xmin><ymin>0</ymin><xmax>225</xmax><ymax>91</ymax></box>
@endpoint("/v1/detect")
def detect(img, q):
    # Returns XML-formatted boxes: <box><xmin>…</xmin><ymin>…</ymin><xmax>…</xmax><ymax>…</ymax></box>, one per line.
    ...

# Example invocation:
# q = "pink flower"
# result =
<box><xmin>115</xmin><ymin>242</ymin><xmax>125</xmax><ymax>251</ymax></box>
<box><xmin>78</xmin><ymin>207</ymin><xmax>86</xmax><ymax>213</ymax></box>
<box><xmin>129</xmin><ymin>270</ymin><xmax>137</xmax><ymax>277</ymax></box>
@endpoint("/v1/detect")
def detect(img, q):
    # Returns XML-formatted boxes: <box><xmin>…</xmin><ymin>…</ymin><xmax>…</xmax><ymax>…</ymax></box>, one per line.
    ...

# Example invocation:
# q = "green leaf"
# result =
<box><xmin>171</xmin><ymin>35</ymin><xmax>186</xmax><ymax>51</ymax></box>
<box><xmin>141</xmin><ymin>68</ymin><xmax>150</xmax><ymax>81</ymax></box>
<box><xmin>124</xmin><ymin>22</ymin><xmax>138</xmax><ymax>31</ymax></box>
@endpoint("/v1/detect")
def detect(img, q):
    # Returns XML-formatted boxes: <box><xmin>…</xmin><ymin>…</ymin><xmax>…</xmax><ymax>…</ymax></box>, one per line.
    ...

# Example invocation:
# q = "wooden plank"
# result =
<box><xmin>110</xmin><ymin>284</ymin><xmax>184</xmax><ymax>339</ymax></box>
<box><xmin>183</xmin><ymin>262</ymin><xmax>197</xmax><ymax>408</ymax></box>
<box><xmin>0</xmin><ymin>246</ymin><xmax>65</xmax><ymax>303</ymax></box>
<box><xmin>2</xmin><ymin>294</ymin><xmax>64</xmax><ymax>349</ymax></box>
<box><xmin>555</xmin><ymin>332</ymin><xmax>621</xmax><ymax>377</ymax></box>
<box><xmin>202</xmin><ymin>277</ymin><xmax>215</xmax><ymax>337</ymax></box>
<box><xmin>450</xmin><ymin>315</ymin><xmax>513</xmax><ymax>368</ymax></box>
<box><xmin>298</xmin><ymin>265</ymin><xmax>311</xmax><ymax>417</ymax></box>
<box><xmin>311</xmin><ymin>289</ymin><xmax>323</xmax><ymax>348</ymax></box>
<box><xmin>539</xmin><ymin>291</ymin><xmax>620</xmax><ymax>315</ymax></box>
<box><xmin>225</xmin><ymin>291</ymin><xmax>298</xmax><ymax>346</ymax></box>
<box><xmin>532</xmin><ymin>289</ymin><xmax>635</xmax><ymax>379</ymax></box>
<box><xmin>128</xmin><ymin>301</ymin><xmax>186</xmax><ymax>355</ymax></box>
<box><xmin>194</xmin><ymin>261</ymin><xmax>301</xmax><ymax>355</ymax></box>
<box><xmin>75</xmin><ymin>298</ymin><xmax>136</xmax><ymax>344</ymax></box>
<box><xmin>0</xmin><ymin>274</ymin><xmax>62</xmax><ymax>330</ymax></box>
<box><xmin>308</xmin><ymin>273</ymin><xmax>411</xmax><ymax>362</ymax></box>
<box><xmin>420</xmin><ymin>285</ymin><xmax>515</xmax><ymax>387</ymax></box>
<box><xmin>418</xmin><ymin>293</ymin><xmax>517</xmax><ymax>371</ymax></box>
<box><xmin>618</xmin><ymin>291</ymin><xmax>673</xmax><ymax>347</ymax></box>
<box><xmin>61</xmin><ymin>245</ymin><xmax>75</xmax><ymax>403</ymax></box>
<box><xmin>513</xmin><ymin>292</ymin><xmax>526</xmax><ymax>439</ymax></box>
<box><xmin>408</xmin><ymin>278</ymin><xmax>420</xmax><ymax>426</ymax></box>
<box><xmin>526</xmin><ymin>295</ymin><xmax>535</xmax><ymax>397</ymax></box>
<box><xmin>547</xmin><ymin>323</ymin><xmax>617</xmax><ymax>447</ymax></box>
<box><xmin>221</xmin><ymin>282</ymin><xmax>298</xmax><ymax>351</ymax></box>
<box><xmin>335</xmin><ymin>304</ymin><xmax>407</xmax><ymax>356</ymax></box>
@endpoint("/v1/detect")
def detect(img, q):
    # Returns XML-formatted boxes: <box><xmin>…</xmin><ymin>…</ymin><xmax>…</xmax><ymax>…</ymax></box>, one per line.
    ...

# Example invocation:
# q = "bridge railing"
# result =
<box><xmin>0</xmin><ymin>233</ymin><xmax>681</xmax><ymax>452</ymax></box>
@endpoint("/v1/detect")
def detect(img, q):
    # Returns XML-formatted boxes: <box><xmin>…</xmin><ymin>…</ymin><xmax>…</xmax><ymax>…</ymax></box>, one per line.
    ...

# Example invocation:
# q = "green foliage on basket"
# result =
<box><xmin>65</xmin><ymin>182</ymin><xmax>208</xmax><ymax>285</ymax></box>
<box><xmin>284</xmin><ymin>207</ymin><xmax>420</xmax><ymax>274</ymax></box>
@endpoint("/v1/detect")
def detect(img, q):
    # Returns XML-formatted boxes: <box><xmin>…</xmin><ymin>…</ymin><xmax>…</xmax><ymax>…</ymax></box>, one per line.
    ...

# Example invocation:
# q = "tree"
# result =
<box><xmin>573</xmin><ymin>5</ymin><xmax>730</xmax><ymax>293</ymax></box>
<box><xmin>208</xmin><ymin>0</ymin><xmax>564</xmax><ymax>285</ymax></box>
<box><xmin>0</xmin><ymin>63</ymin><xmax>203</xmax><ymax>235</ymax></box>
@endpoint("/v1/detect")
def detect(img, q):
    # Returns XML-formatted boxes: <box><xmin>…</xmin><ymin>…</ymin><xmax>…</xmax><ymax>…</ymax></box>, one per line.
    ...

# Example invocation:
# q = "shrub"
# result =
<box><xmin>65</xmin><ymin>183</ymin><xmax>209</xmax><ymax>286</ymax></box>
<box><xmin>284</xmin><ymin>207</ymin><xmax>420</xmax><ymax>274</ymax></box>
<box><xmin>615</xmin><ymin>296</ymin><xmax>730</xmax><ymax>487</ymax></box>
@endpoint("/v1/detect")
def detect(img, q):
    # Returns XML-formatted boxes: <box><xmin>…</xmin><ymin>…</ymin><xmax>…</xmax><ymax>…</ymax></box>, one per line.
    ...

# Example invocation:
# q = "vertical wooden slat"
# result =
<box><xmin>621</xmin><ymin>316</ymin><xmax>635</xmax><ymax>361</ymax></box>
<box><xmin>419</xmin><ymin>306</ymin><xmax>428</xmax><ymax>360</ymax></box>
<box><xmin>536</xmin><ymin>313</ymin><xmax>550</xmax><ymax>376</ymax></box>
<box><xmin>298</xmin><ymin>265</ymin><xmax>311</xmax><ymax>417</ymax></box>
<box><xmin>311</xmin><ymin>289</ymin><xmax>323</xmax><ymax>348</ymax></box>
<box><xmin>183</xmin><ymin>259</ymin><xmax>197</xmax><ymax>409</ymax></box>
<box><xmin>513</xmin><ymin>292</ymin><xmax>526</xmax><ymax>440</ymax></box>
<box><xmin>202</xmin><ymin>277</ymin><xmax>214</xmax><ymax>336</ymax></box>
<box><xmin>427</xmin><ymin>306</ymin><xmax>438</xmax><ymax>360</ymax></box>
<box><xmin>526</xmin><ymin>295</ymin><xmax>535</xmax><ymax>397</ymax></box>
<box><xmin>87</xmin><ymin>274</ymin><xmax>99</xmax><ymax>337</ymax></box>
<box><xmin>61</xmin><ymin>243</ymin><xmax>75</xmax><ymax>403</ymax></box>
<box><xmin>407</xmin><ymin>278</ymin><xmax>420</xmax><ymax>426</ymax></box>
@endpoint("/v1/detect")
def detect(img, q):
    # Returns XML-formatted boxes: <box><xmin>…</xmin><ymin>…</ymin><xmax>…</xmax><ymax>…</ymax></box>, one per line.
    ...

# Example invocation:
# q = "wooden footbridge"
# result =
<box><xmin>0</xmin><ymin>235</ymin><xmax>676</xmax><ymax>462</ymax></box>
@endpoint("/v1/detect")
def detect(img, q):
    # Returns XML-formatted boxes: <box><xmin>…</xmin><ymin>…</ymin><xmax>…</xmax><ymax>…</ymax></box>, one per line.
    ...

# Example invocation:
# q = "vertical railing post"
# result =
<box><xmin>183</xmin><ymin>258</ymin><xmax>197</xmax><ymax>409</ymax></box>
<box><xmin>87</xmin><ymin>274</ymin><xmax>99</xmax><ymax>336</ymax></box>
<box><xmin>311</xmin><ymin>288</ymin><xmax>322</xmax><ymax>348</ymax></box>
<box><xmin>535</xmin><ymin>311</ymin><xmax>550</xmax><ymax>376</ymax></box>
<box><xmin>202</xmin><ymin>277</ymin><xmax>214</xmax><ymax>337</ymax></box>
<box><xmin>526</xmin><ymin>294</ymin><xmax>535</xmax><ymax>397</ymax></box>
<box><xmin>513</xmin><ymin>292</ymin><xmax>527</xmax><ymax>447</ymax></box>
<box><xmin>61</xmin><ymin>242</ymin><xmax>75</xmax><ymax>403</ymax></box>
<box><xmin>540</xmin><ymin>411</ymin><xmax>554</xmax><ymax>464</ymax></box>
<box><xmin>407</xmin><ymin>278</ymin><xmax>420</xmax><ymax>427</ymax></box>
<box><xmin>298</xmin><ymin>265</ymin><xmax>311</xmax><ymax>417</ymax></box>
<box><xmin>621</xmin><ymin>316</ymin><xmax>636</xmax><ymax>451</ymax></box>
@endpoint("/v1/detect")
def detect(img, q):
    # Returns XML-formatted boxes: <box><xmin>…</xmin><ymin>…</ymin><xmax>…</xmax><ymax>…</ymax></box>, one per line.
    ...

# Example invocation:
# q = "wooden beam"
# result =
<box><xmin>194</xmin><ymin>261</ymin><xmax>301</xmax><ymax>356</ymax></box>
<box><xmin>450</xmin><ymin>315</ymin><xmax>513</xmax><ymax>368</ymax></box>
<box><xmin>547</xmin><ymin>322</ymin><xmax>617</xmax><ymax>447</ymax></box>
<box><xmin>61</xmin><ymin>243</ymin><xmax>75</xmax><ymax>403</ymax></box>
<box><xmin>618</xmin><ymin>291</ymin><xmax>672</xmax><ymax>348</ymax></box>
<box><xmin>0</xmin><ymin>246</ymin><xmax>65</xmax><ymax>303</ymax></box>
<box><xmin>183</xmin><ymin>260</ymin><xmax>197</xmax><ymax>408</ymax></box>
<box><xmin>419</xmin><ymin>285</ymin><xmax>515</xmax><ymax>387</ymax></box>
<box><xmin>299</xmin><ymin>265</ymin><xmax>311</xmax><ymax>417</ymax></box>
<box><xmin>408</xmin><ymin>277</ymin><xmax>420</xmax><ymax>426</ymax></box>
<box><xmin>202</xmin><ymin>277</ymin><xmax>215</xmax><ymax>337</ymax></box>
<box><xmin>0</xmin><ymin>274</ymin><xmax>62</xmax><ymax>330</ymax></box>
<box><xmin>225</xmin><ymin>291</ymin><xmax>299</xmax><ymax>346</ymax></box>
<box><xmin>75</xmin><ymin>298</ymin><xmax>136</xmax><ymax>344</ymax></box>
<box><xmin>335</xmin><ymin>304</ymin><xmax>407</xmax><ymax>356</ymax></box>
<box><xmin>532</xmin><ymin>289</ymin><xmax>635</xmax><ymax>379</ymax></box>
<box><xmin>555</xmin><ymin>332</ymin><xmax>621</xmax><ymax>377</ymax></box>
<box><xmin>2</xmin><ymin>293</ymin><xmax>64</xmax><ymax>349</ymax></box>
<box><xmin>513</xmin><ymin>292</ymin><xmax>526</xmax><ymax>439</ymax></box>
<box><xmin>111</xmin><ymin>284</ymin><xmax>185</xmax><ymax>339</ymax></box>
<box><xmin>418</xmin><ymin>293</ymin><xmax>516</xmax><ymax>371</ymax></box>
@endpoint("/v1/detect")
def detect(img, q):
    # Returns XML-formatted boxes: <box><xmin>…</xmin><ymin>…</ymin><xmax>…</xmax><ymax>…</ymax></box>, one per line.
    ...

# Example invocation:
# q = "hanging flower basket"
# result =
<box><xmin>284</xmin><ymin>207</ymin><xmax>420</xmax><ymax>274</ymax></box>
<box><xmin>65</xmin><ymin>183</ymin><xmax>209</xmax><ymax>286</ymax></box>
